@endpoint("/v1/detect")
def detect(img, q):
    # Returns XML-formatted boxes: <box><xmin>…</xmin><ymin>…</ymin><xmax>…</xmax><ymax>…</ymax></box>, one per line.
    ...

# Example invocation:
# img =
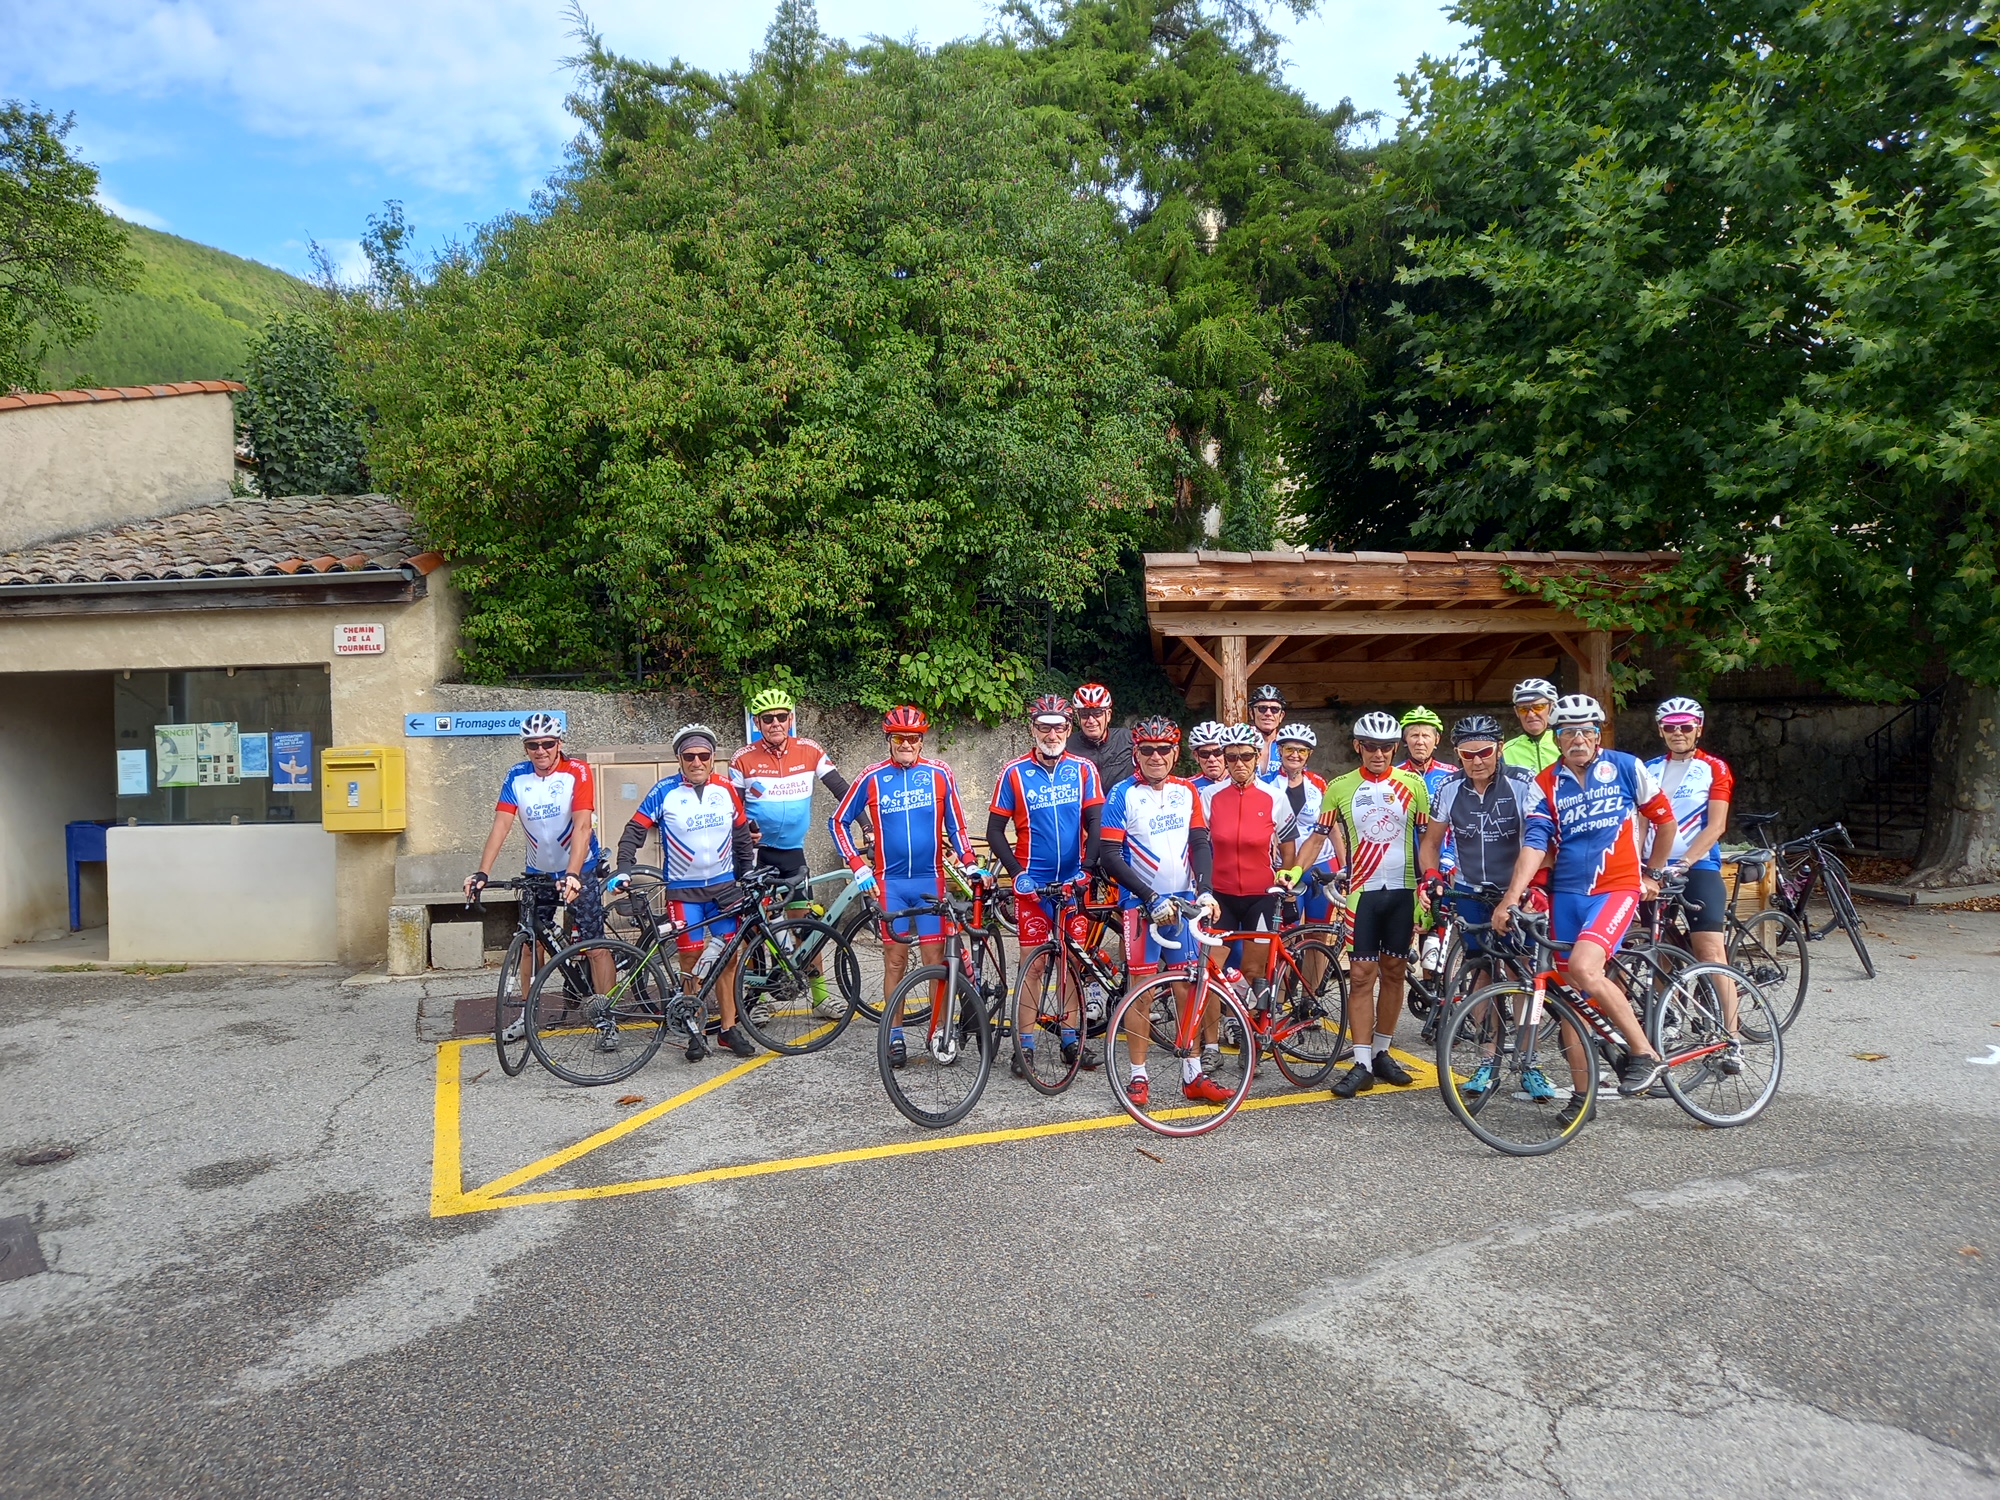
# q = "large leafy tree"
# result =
<box><xmin>1379</xmin><ymin>0</ymin><xmax>2000</xmax><ymax>883</ymax></box>
<box><xmin>338</xmin><ymin>28</ymin><xmax>1171</xmax><ymax>717</ymax></box>
<box><xmin>0</xmin><ymin>102</ymin><xmax>138</xmax><ymax>392</ymax></box>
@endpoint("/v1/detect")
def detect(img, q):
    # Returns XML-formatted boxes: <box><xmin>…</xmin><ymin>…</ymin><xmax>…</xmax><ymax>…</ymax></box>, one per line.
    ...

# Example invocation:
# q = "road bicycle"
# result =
<box><xmin>1011</xmin><ymin>877</ymin><xmax>1128</xmax><ymax>1096</ymax></box>
<box><xmin>475</xmin><ymin>873</ymin><xmax>596</xmax><ymax>1079</ymax></box>
<box><xmin>1648</xmin><ymin>849</ymin><xmax>1811</xmax><ymax>1031</ymax></box>
<box><xmin>1436</xmin><ymin>909</ymin><xmax>1783</xmax><ymax>1156</ymax></box>
<box><xmin>876</xmin><ymin>882</ymin><xmax>1008</xmax><ymax>1129</ymax></box>
<box><xmin>527</xmin><ymin>868</ymin><xmax>855</xmax><ymax>1085</ymax></box>
<box><xmin>1737</xmin><ymin>812</ymin><xmax>1874</xmax><ymax>979</ymax></box>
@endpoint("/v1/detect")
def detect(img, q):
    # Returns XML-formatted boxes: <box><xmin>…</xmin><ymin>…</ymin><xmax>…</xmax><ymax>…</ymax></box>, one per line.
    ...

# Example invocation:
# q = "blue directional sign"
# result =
<box><xmin>403</xmin><ymin>711</ymin><xmax>569</xmax><ymax>738</ymax></box>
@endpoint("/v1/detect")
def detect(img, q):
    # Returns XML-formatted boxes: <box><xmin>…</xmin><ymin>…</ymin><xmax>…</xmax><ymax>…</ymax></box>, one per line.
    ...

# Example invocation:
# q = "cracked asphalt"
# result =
<box><xmin>2</xmin><ymin>905</ymin><xmax>1996</xmax><ymax>1498</ymax></box>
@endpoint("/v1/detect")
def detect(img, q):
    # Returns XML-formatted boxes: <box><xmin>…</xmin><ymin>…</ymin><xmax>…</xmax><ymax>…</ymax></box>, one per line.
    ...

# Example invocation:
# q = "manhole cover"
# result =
<box><xmin>0</xmin><ymin>1216</ymin><xmax>48</xmax><ymax>1282</ymax></box>
<box><xmin>12</xmin><ymin>1145</ymin><xmax>74</xmax><ymax>1168</ymax></box>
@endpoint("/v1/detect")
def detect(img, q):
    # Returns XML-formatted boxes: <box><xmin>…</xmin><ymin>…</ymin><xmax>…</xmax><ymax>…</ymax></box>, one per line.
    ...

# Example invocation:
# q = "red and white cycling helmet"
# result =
<box><xmin>1132</xmin><ymin>715</ymin><xmax>1181</xmax><ymax>746</ymax></box>
<box><xmin>1218</xmin><ymin>723</ymin><xmax>1261</xmax><ymax>748</ymax></box>
<box><xmin>1027</xmin><ymin>694</ymin><xmax>1074</xmax><ymax>725</ymax></box>
<box><xmin>1188</xmin><ymin>720</ymin><xmax>1228</xmax><ymax>748</ymax></box>
<box><xmin>1654</xmin><ymin>696</ymin><xmax>1705</xmax><ymax>727</ymax></box>
<box><xmin>1072</xmin><ymin>682</ymin><xmax>1113</xmax><ymax>710</ymax></box>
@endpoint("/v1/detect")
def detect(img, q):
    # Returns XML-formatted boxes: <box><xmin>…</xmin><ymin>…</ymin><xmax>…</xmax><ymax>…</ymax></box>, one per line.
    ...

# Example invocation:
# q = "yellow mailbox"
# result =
<box><xmin>321</xmin><ymin>745</ymin><xmax>407</xmax><ymax>831</ymax></box>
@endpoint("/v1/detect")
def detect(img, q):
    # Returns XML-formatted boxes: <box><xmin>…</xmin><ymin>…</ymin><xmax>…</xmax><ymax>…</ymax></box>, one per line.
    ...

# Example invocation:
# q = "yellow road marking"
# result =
<box><xmin>433</xmin><ymin>1038</ymin><xmax>1439</xmax><ymax>1218</ymax></box>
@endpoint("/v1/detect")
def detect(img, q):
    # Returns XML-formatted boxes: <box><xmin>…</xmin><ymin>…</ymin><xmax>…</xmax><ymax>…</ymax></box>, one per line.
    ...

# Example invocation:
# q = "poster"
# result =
<box><xmin>154</xmin><ymin>725</ymin><xmax>199</xmax><ymax>787</ymax></box>
<box><xmin>240</xmin><ymin>733</ymin><xmax>271</xmax><ymax>778</ymax></box>
<box><xmin>116</xmin><ymin>749</ymin><xmax>150</xmax><ymax>796</ymax></box>
<box><xmin>195</xmin><ymin>722</ymin><xmax>240</xmax><ymax>785</ymax></box>
<box><xmin>271</xmin><ymin>731</ymin><xmax>314</xmax><ymax>792</ymax></box>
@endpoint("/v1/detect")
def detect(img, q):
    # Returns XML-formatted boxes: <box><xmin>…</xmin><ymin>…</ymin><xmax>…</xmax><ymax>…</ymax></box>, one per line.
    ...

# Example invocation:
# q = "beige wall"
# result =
<box><xmin>0</xmin><ymin>672</ymin><xmax>114</xmax><ymax>943</ymax></box>
<box><xmin>0</xmin><ymin>570</ymin><xmax>462</xmax><ymax>963</ymax></box>
<box><xmin>107</xmin><ymin>824</ymin><xmax>337</xmax><ymax>963</ymax></box>
<box><xmin>0</xmin><ymin>392</ymin><xmax>236</xmax><ymax>551</ymax></box>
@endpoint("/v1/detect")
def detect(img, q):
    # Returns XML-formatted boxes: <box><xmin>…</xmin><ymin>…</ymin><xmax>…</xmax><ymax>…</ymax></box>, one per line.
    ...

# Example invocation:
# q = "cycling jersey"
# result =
<box><xmin>1189</xmin><ymin>773</ymin><xmax>1225</xmax><ymax>794</ymax></box>
<box><xmin>730</xmin><ymin>736</ymin><xmax>843</xmax><ymax>852</ymax></box>
<box><xmin>1200</xmin><ymin>776</ymin><xmax>1290</xmax><ymax>898</ymax></box>
<box><xmin>1319</xmin><ymin>768</ymin><xmax>1430</xmax><ymax>903</ymax></box>
<box><xmin>1261</xmin><ymin>769</ymin><xmax>1327</xmax><ymax>849</ymax></box>
<box><xmin>1642</xmin><ymin>749</ymin><xmax>1734</xmax><ymax>871</ymax></box>
<box><xmin>989</xmin><ymin>753</ymin><xmax>1104</xmax><ymax>884</ymax></box>
<box><xmin>1429</xmin><ymin>767</ymin><xmax>1539</xmax><ymax>893</ymax></box>
<box><xmin>1258</xmin><ymin>735</ymin><xmax>1283</xmax><ymax>778</ymax></box>
<box><xmin>830</xmin><ymin>758</ymin><xmax>974</xmax><ymax>881</ymax></box>
<box><xmin>496</xmin><ymin>758</ymin><xmax>602</xmax><ymax>874</ymax></box>
<box><xmin>1100</xmin><ymin>774</ymin><xmax>1208</xmax><ymax>905</ymax></box>
<box><xmin>1397</xmin><ymin>759</ymin><xmax>1458</xmax><ymax>876</ymax></box>
<box><xmin>632</xmin><ymin>774</ymin><xmax>750</xmax><ymax>888</ymax></box>
<box><xmin>1071</xmin><ymin>726</ymin><xmax>1135</xmax><ymax>791</ymax></box>
<box><xmin>1503</xmin><ymin>730</ymin><xmax>1560</xmax><ymax>774</ymax></box>
<box><xmin>1523</xmin><ymin>751</ymin><xmax>1676</xmax><ymax>895</ymax></box>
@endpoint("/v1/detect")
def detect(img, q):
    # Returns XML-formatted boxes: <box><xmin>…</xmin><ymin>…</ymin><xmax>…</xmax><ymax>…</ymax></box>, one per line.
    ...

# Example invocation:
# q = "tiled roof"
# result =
<box><xmin>0</xmin><ymin>494</ymin><xmax>443</xmax><ymax>587</ymax></box>
<box><xmin>0</xmin><ymin>380</ymin><xmax>245</xmax><ymax>413</ymax></box>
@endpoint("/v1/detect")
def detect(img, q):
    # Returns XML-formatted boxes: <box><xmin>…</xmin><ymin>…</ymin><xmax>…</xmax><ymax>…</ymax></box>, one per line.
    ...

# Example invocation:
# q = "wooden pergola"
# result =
<box><xmin>1146</xmin><ymin>549</ymin><xmax>1678</xmax><ymax>743</ymax></box>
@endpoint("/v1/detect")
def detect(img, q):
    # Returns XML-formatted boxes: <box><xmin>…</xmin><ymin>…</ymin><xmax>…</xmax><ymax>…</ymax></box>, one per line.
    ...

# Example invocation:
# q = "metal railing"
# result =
<box><xmin>1857</xmin><ymin>685</ymin><xmax>1945</xmax><ymax>849</ymax></box>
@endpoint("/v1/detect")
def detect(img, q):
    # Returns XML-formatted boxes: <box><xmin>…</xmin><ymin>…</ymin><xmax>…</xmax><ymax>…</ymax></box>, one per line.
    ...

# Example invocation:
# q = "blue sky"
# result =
<box><xmin>4</xmin><ymin>2</ymin><xmax>1469</xmax><ymax>280</ymax></box>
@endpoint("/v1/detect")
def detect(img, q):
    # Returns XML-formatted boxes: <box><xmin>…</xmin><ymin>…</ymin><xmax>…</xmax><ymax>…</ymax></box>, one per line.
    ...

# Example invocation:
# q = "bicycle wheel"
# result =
<box><xmin>526</xmin><ymin>937</ymin><xmax>670</xmax><ymax>1086</ymax></box>
<box><xmin>878</xmin><ymin>966</ymin><xmax>992</xmax><ymax>1129</ymax></box>
<box><xmin>1012</xmin><ymin>943</ymin><xmax>1084</xmax><ymax>1095</ymax></box>
<box><xmin>1437</xmin><ymin>982</ymin><xmax>1596</xmax><ymax>1156</ymax></box>
<box><xmin>735</xmin><ymin>918</ymin><xmax>857</xmax><ymax>1054</ymax></box>
<box><xmin>836</xmin><ymin>903</ymin><xmax>892</xmax><ymax>1021</ymax></box>
<box><xmin>1822</xmin><ymin>858</ymin><xmax>1875</xmax><ymax>977</ymax></box>
<box><xmin>1728</xmin><ymin>908</ymin><xmax>1809</xmax><ymax>1031</ymax></box>
<box><xmin>1271</xmin><ymin>940</ymin><xmax>1347</xmax><ymax>1090</ymax></box>
<box><xmin>1650</xmin><ymin>963</ymin><xmax>1782</xmax><ymax>1126</ymax></box>
<box><xmin>1104</xmin><ymin>976</ymin><xmax>1256</xmax><ymax>1137</ymax></box>
<box><xmin>493</xmin><ymin>933</ymin><xmax>533</xmax><ymax>1077</ymax></box>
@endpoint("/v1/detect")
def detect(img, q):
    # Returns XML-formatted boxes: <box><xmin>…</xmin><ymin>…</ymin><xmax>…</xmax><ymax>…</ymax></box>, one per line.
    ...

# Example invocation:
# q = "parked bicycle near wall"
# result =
<box><xmin>875</xmin><ymin>883</ymin><xmax>1007</xmax><ymax>1130</ymax></box>
<box><xmin>478</xmin><ymin>873</ymin><xmax>595</xmax><ymax>1079</ymax></box>
<box><xmin>1735</xmin><ymin>813</ymin><xmax>1874</xmax><ymax>979</ymax></box>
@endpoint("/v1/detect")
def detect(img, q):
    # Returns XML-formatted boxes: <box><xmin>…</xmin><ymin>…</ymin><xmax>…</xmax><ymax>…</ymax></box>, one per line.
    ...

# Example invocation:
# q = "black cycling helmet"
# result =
<box><xmin>1250</xmin><ymin>684</ymin><xmax>1287</xmax><ymax>709</ymax></box>
<box><xmin>1451</xmin><ymin>713</ymin><xmax>1505</xmax><ymax>745</ymax></box>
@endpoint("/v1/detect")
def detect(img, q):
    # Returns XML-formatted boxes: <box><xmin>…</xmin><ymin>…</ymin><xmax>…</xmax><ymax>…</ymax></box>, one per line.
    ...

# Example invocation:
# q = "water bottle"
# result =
<box><xmin>692</xmin><ymin>934</ymin><xmax>726</xmax><ymax>981</ymax></box>
<box><xmin>1084</xmin><ymin>981</ymin><xmax>1107</xmax><ymax>1025</ymax></box>
<box><xmin>1222</xmin><ymin>966</ymin><xmax>1249</xmax><ymax>1000</ymax></box>
<box><xmin>1421</xmin><ymin>934</ymin><xmax>1444</xmax><ymax>973</ymax></box>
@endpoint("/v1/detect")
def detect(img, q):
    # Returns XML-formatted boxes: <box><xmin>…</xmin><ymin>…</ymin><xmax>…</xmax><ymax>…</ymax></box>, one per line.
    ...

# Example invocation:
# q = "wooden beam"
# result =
<box><xmin>1245</xmin><ymin>635</ymin><xmax>1290</xmax><ymax>675</ymax></box>
<box><xmin>1176</xmin><ymin>635</ymin><xmax>1226</xmax><ymax>681</ymax></box>
<box><xmin>1219</xmin><ymin>636</ymin><xmax>1248</xmax><ymax>723</ymax></box>
<box><xmin>1155</xmin><ymin>609</ymin><xmax>1588</xmax><ymax>637</ymax></box>
<box><xmin>1470</xmin><ymin>643</ymin><xmax>1525</xmax><ymax>699</ymax></box>
<box><xmin>1547</xmin><ymin>632</ymin><xmax>1590</xmax><ymax>669</ymax></box>
<box><xmin>1581</xmin><ymin>631</ymin><xmax>1615</xmax><ymax>747</ymax></box>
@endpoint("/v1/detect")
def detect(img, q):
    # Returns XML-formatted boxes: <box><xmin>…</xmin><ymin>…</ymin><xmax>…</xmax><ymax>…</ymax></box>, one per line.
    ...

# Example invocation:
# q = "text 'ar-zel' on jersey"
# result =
<box><xmin>1523</xmin><ymin>749</ymin><xmax>1678</xmax><ymax>894</ymax></box>
<box><xmin>632</xmin><ymin>773</ymin><xmax>750</xmax><ymax>888</ymax></box>
<box><xmin>730</xmin><ymin>736</ymin><xmax>839</xmax><ymax>852</ymax></box>
<box><xmin>989</xmin><ymin>752</ymin><xmax>1104</xmax><ymax>885</ymax></box>
<box><xmin>496</xmin><ymin>757</ymin><xmax>602</xmax><ymax>875</ymax></box>
<box><xmin>830</xmin><ymin>757</ymin><xmax>974</xmax><ymax>880</ymax></box>
<box><xmin>1100</xmin><ymin>775</ymin><xmax>1207</xmax><ymax>897</ymax></box>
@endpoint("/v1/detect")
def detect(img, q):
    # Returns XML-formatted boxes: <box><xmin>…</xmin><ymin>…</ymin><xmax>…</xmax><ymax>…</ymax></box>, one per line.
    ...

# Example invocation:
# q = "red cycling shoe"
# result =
<box><xmin>1181</xmin><ymin>1073</ymin><xmax>1234</xmax><ymax>1105</ymax></box>
<box><xmin>1126</xmin><ymin>1075</ymin><xmax>1150</xmax><ymax>1107</ymax></box>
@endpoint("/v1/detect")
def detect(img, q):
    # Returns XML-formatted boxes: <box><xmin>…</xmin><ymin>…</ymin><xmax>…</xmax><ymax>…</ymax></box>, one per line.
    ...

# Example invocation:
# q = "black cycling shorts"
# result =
<box><xmin>1212</xmin><ymin>891</ymin><xmax>1279</xmax><ymax>934</ymax></box>
<box><xmin>1350</xmin><ymin>888</ymin><xmax>1416</xmax><ymax>961</ymax></box>
<box><xmin>524</xmin><ymin>876</ymin><xmax>605</xmax><ymax>942</ymax></box>
<box><xmin>1680</xmin><ymin>866</ymin><xmax>1729</xmax><ymax>934</ymax></box>
<box><xmin>754</xmin><ymin>845</ymin><xmax>809</xmax><ymax>878</ymax></box>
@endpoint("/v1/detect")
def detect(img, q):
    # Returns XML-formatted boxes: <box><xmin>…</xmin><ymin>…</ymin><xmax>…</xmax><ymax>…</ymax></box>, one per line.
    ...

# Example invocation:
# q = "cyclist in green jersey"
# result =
<box><xmin>1289</xmin><ymin>711</ymin><xmax>1431</xmax><ymax>1099</ymax></box>
<box><xmin>1503</xmin><ymin>678</ymin><xmax>1561</xmax><ymax>773</ymax></box>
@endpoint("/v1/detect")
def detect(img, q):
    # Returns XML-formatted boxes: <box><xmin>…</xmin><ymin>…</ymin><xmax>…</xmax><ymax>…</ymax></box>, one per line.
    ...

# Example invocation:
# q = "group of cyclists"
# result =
<box><xmin>465</xmin><ymin>670</ymin><xmax>1753</xmax><ymax>1132</ymax></box>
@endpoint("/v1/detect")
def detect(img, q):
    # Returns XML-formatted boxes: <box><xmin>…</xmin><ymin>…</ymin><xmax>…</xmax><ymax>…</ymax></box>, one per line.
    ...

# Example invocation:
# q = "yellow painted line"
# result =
<box><xmin>433</xmin><ymin>1040</ymin><xmax>1438</xmax><ymax>1217</ymax></box>
<box><xmin>429</xmin><ymin>1038</ymin><xmax>468</xmax><ymax>1215</ymax></box>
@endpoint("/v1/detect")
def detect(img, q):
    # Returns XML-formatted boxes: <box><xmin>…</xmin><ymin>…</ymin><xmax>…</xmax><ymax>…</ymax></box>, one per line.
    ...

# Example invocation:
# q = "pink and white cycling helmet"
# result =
<box><xmin>1655</xmin><ymin>696</ymin><xmax>1705</xmax><ymax>726</ymax></box>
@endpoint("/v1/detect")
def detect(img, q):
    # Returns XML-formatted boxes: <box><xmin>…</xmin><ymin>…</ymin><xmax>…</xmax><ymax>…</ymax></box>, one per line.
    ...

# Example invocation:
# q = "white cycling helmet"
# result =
<box><xmin>1218</xmin><ymin>723</ymin><xmax>1261</xmax><ymax>748</ymax></box>
<box><xmin>1513</xmin><ymin>678</ymin><xmax>1560</xmax><ymax>705</ymax></box>
<box><xmin>1352</xmin><ymin>711</ymin><xmax>1401</xmax><ymax>742</ymax></box>
<box><xmin>1655</xmin><ymin>695</ymin><xmax>1705</xmax><ymax>725</ymax></box>
<box><xmin>520</xmin><ymin>711</ymin><xmax>563</xmax><ymax>739</ymax></box>
<box><xmin>1274</xmin><ymin>722</ymin><xmax>1318</xmax><ymax>748</ymax></box>
<box><xmin>1550</xmin><ymin>694</ymin><xmax>1605</xmax><ymax>729</ymax></box>
<box><xmin>1189</xmin><ymin>720</ymin><xmax>1229</xmax><ymax>748</ymax></box>
<box><xmin>672</xmin><ymin>722</ymin><xmax>719</xmax><ymax>755</ymax></box>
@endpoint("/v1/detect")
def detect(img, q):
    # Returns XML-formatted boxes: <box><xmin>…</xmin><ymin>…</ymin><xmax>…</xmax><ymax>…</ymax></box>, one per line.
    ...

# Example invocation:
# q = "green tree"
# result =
<box><xmin>239</xmin><ymin>305</ymin><xmax>369</xmax><ymax>496</ymax></box>
<box><xmin>0</xmin><ymin>102</ymin><xmax>138</xmax><ymax>392</ymax></box>
<box><xmin>1379</xmin><ymin>0</ymin><xmax>1999</xmax><ymax>883</ymax></box>
<box><xmin>337</xmin><ymin>42</ymin><xmax>1171</xmax><ymax>718</ymax></box>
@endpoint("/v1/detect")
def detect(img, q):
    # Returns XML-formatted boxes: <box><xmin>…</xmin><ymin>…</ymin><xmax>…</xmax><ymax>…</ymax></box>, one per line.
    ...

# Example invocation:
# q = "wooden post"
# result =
<box><xmin>1219</xmin><ymin>635</ymin><xmax>1248</xmax><ymax>723</ymax></box>
<box><xmin>1581</xmin><ymin>631</ymin><xmax>1614</xmax><ymax>747</ymax></box>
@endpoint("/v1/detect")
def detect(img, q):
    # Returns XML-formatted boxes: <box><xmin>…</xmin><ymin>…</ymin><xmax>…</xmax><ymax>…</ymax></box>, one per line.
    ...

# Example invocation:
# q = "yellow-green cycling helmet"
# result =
<box><xmin>747</xmin><ymin>687</ymin><xmax>795</xmax><ymax>717</ymax></box>
<box><xmin>1400</xmin><ymin>705</ymin><xmax>1445</xmax><ymax>731</ymax></box>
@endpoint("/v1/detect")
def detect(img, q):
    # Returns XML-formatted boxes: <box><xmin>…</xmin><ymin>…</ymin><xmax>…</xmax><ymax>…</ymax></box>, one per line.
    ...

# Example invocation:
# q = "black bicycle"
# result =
<box><xmin>876</xmin><ymin>886</ymin><xmax>1005</xmax><ymax>1129</ymax></box>
<box><xmin>477</xmin><ymin>874</ymin><xmax>595</xmax><ymax>1079</ymax></box>
<box><xmin>1737</xmin><ymin>813</ymin><xmax>1874</xmax><ymax>979</ymax></box>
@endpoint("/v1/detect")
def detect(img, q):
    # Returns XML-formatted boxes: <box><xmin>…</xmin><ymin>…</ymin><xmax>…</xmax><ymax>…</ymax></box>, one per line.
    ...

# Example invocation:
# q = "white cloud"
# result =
<box><xmin>93</xmin><ymin>188</ymin><xmax>171</xmax><ymax>230</ymax></box>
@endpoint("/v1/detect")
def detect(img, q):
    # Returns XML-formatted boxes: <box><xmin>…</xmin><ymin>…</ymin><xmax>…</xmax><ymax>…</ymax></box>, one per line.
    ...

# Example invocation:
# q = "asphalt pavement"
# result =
<box><xmin>2</xmin><ymin>904</ymin><xmax>1996</xmax><ymax>1498</ymax></box>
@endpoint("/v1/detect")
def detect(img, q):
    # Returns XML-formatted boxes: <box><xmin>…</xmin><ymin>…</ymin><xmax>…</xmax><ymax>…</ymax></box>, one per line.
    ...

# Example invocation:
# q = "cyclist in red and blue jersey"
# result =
<box><xmin>985</xmin><ymin>695</ymin><xmax>1106</xmax><ymax>962</ymax></box>
<box><xmin>1645</xmin><ymin>696</ymin><xmax>1744</xmax><ymax>1064</ymax></box>
<box><xmin>1495</xmin><ymin>695</ymin><xmax>1677</xmax><ymax>1111</ymax></box>
<box><xmin>830</xmin><ymin>706</ymin><xmax>978</xmax><ymax>1067</ymax></box>
<box><xmin>1097</xmin><ymin>716</ymin><xmax>1226</xmax><ymax>1105</ymax></box>
<box><xmin>1186</xmin><ymin>720</ymin><xmax>1229</xmax><ymax>792</ymax></box>
<box><xmin>619</xmin><ymin>723</ymin><xmax>758</xmax><ymax>1061</ymax></box>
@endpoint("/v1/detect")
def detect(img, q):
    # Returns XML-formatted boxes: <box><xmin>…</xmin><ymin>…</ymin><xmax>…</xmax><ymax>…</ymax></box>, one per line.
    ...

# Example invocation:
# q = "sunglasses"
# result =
<box><xmin>1458</xmin><ymin>744</ymin><xmax>1497</xmax><ymax>760</ymax></box>
<box><xmin>1518</xmin><ymin>701</ymin><xmax>1553</xmax><ymax>714</ymax></box>
<box><xmin>1222</xmin><ymin>751</ymin><xmax>1257</xmax><ymax>764</ymax></box>
<box><xmin>1253</xmin><ymin>704</ymin><xmax>1285</xmax><ymax>714</ymax></box>
<box><xmin>1194</xmin><ymin>746</ymin><xmax>1224</xmax><ymax>756</ymax></box>
<box><xmin>1136</xmin><ymin>744</ymin><xmax>1176</xmax><ymax>757</ymax></box>
<box><xmin>1357</xmin><ymin>739</ymin><xmax>1399</xmax><ymax>753</ymax></box>
<box><xmin>888</xmin><ymin>733</ymin><xmax>924</xmax><ymax>747</ymax></box>
<box><xmin>1554</xmin><ymin>726</ymin><xmax>1598</xmax><ymax>740</ymax></box>
<box><xmin>1076</xmin><ymin>706</ymin><xmax>1109</xmax><ymax>716</ymax></box>
<box><xmin>523</xmin><ymin>739</ymin><xmax>560</xmax><ymax>751</ymax></box>
<box><xmin>755</xmin><ymin>711</ymin><xmax>792</xmax><ymax>725</ymax></box>
<box><xmin>679</xmin><ymin>750</ymin><xmax>714</xmax><ymax>762</ymax></box>
<box><xmin>1660</xmin><ymin>722</ymin><xmax>1701</xmax><ymax>732</ymax></box>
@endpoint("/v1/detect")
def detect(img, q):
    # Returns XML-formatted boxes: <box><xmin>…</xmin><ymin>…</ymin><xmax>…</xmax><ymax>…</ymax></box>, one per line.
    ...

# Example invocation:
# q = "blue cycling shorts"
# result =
<box><xmin>1552</xmin><ymin>889</ymin><xmax>1641</xmax><ymax>956</ymax></box>
<box><xmin>1121</xmin><ymin>890</ymin><xmax>1198</xmax><ymax>975</ymax></box>
<box><xmin>666</xmin><ymin>898</ymin><xmax>738</xmax><ymax>955</ymax></box>
<box><xmin>879</xmin><ymin>873</ymin><xmax>947</xmax><ymax>941</ymax></box>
